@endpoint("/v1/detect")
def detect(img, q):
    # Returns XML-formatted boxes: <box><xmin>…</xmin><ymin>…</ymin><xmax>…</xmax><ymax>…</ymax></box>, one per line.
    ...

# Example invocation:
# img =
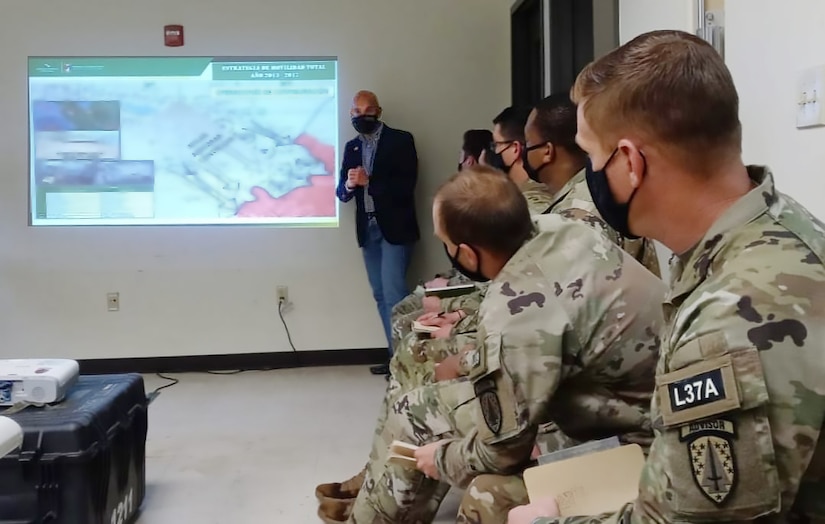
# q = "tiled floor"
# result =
<box><xmin>136</xmin><ymin>366</ymin><xmax>460</xmax><ymax>523</ymax></box>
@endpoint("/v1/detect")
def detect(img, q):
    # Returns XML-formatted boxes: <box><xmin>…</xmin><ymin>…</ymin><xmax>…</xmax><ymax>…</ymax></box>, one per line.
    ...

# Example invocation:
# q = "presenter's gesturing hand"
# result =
<box><xmin>346</xmin><ymin>167</ymin><xmax>368</xmax><ymax>190</ymax></box>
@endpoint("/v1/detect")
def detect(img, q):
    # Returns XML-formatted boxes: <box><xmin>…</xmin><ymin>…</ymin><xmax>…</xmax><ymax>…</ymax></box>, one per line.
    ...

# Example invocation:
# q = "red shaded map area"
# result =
<box><xmin>236</xmin><ymin>133</ymin><xmax>336</xmax><ymax>218</ymax></box>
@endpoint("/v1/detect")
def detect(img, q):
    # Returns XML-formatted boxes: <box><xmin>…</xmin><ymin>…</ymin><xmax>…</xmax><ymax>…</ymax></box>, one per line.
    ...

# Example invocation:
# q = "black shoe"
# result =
<box><xmin>370</xmin><ymin>364</ymin><xmax>389</xmax><ymax>375</ymax></box>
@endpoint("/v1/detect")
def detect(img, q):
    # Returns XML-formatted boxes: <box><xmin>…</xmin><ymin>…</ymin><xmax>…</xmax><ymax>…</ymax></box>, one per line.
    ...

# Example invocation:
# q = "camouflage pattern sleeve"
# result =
<box><xmin>555</xmin><ymin>207</ymin><xmax>623</xmax><ymax>247</ymax></box>
<box><xmin>454</xmin><ymin>309</ymin><xmax>480</xmax><ymax>333</ymax></box>
<box><xmin>418</xmin><ymin>332</ymin><xmax>477</xmax><ymax>363</ymax></box>
<box><xmin>447</xmin><ymin>270</ymin><xmax>472</xmax><ymax>286</ymax></box>
<box><xmin>529</xmin><ymin>506</ymin><xmax>630</xmax><ymax>524</ymax></box>
<box><xmin>548</xmin><ymin>171</ymin><xmax>662</xmax><ymax>278</ymax></box>
<box><xmin>556</xmin><ymin>207</ymin><xmax>661</xmax><ymax>279</ymax></box>
<box><xmin>518</xmin><ymin>179</ymin><xmax>556</xmax><ymax>215</ymax></box>
<box><xmin>625</xmin><ymin>237</ymin><xmax>661</xmax><ymax>278</ymax></box>
<box><xmin>434</xmin><ymin>276</ymin><xmax>578</xmax><ymax>487</ymax></box>
<box><xmin>440</xmin><ymin>284</ymin><xmax>488</xmax><ymax>318</ymax></box>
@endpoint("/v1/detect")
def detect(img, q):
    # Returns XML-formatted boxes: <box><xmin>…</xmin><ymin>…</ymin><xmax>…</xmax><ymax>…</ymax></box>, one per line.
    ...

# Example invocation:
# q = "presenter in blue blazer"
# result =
<box><xmin>337</xmin><ymin>90</ymin><xmax>419</xmax><ymax>376</ymax></box>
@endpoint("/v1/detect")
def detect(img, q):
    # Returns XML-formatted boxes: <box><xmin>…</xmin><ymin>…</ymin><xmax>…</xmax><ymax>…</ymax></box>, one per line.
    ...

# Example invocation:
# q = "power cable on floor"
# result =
<box><xmin>146</xmin><ymin>299</ymin><xmax>300</xmax><ymax>398</ymax></box>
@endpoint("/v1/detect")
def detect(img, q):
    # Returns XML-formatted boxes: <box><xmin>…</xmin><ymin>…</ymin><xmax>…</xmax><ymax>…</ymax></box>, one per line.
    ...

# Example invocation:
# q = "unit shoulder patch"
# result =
<box><xmin>474</xmin><ymin>377</ymin><xmax>502</xmax><ymax>435</ymax></box>
<box><xmin>679</xmin><ymin>419</ymin><xmax>737</xmax><ymax>506</ymax></box>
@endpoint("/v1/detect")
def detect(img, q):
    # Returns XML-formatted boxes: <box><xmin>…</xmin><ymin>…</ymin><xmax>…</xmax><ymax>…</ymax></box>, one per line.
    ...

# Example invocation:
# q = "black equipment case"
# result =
<box><xmin>0</xmin><ymin>374</ymin><xmax>148</xmax><ymax>524</ymax></box>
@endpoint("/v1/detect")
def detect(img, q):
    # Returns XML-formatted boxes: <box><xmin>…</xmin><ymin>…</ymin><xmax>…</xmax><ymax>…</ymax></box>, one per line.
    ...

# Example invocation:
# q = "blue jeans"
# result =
<box><xmin>362</xmin><ymin>218</ymin><xmax>414</xmax><ymax>356</ymax></box>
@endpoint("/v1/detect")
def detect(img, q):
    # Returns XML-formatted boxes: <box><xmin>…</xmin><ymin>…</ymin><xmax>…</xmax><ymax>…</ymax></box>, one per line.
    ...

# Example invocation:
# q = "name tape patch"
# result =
<box><xmin>669</xmin><ymin>368</ymin><xmax>726</xmax><ymax>412</ymax></box>
<box><xmin>657</xmin><ymin>354</ymin><xmax>741</xmax><ymax>427</ymax></box>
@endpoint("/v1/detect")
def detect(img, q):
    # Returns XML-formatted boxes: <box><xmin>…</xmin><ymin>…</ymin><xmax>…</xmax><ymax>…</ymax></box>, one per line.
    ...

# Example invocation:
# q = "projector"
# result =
<box><xmin>0</xmin><ymin>359</ymin><xmax>79</xmax><ymax>406</ymax></box>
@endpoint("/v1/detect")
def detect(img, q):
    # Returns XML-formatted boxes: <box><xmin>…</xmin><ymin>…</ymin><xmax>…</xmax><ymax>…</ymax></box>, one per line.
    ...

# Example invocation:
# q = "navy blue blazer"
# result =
<box><xmin>336</xmin><ymin>125</ymin><xmax>420</xmax><ymax>247</ymax></box>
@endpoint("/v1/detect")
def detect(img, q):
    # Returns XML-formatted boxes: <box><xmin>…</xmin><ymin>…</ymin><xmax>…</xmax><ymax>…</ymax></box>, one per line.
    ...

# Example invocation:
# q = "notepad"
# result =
<box><xmin>423</xmin><ymin>284</ymin><xmax>476</xmax><ymax>298</ymax></box>
<box><xmin>523</xmin><ymin>444</ymin><xmax>645</xmax><ymax>516</ymax></box>
<box><xmin>537</xmin><ymin>436</ymin><xmax>621</xmax><ymax>466</ymax></box>
<box><xmin>412</xmin><ymin>321</ymin><xmax>440</xmax><ymax>334</ymax></box>
<box><xmin>387</xmin><ymin>440</ymin><xmax>419</xmax><ymax>468</ymax></box>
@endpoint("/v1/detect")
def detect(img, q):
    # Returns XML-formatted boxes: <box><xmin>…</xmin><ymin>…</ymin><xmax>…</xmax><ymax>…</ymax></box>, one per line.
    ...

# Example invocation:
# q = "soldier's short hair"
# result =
<box><xmin>531</xmin><ymin>93</ymin><xmax>585</xmax><ymax>159</ymax></box>
<box><xmin>462</xmin><ymin>129</ymin><xmax>494</xmax><ymax>160</ymax></box>
<box><xmin>572</xmin><ymin>30</ymin><xmax>741</xmax><ymax>172</ymax></box>
<box><xmin>493</xmin><ymin>106</ymin><xmax>531</xmax><ymax>143</ymax></box>
<box><xmin>435</xmin><ymin>166</ymin><xmax>533</xmax><ymax>258</ymax></box>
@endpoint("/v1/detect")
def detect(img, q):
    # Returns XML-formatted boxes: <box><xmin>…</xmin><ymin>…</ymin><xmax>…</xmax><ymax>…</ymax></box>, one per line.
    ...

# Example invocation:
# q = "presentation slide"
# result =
<box><xmin>28</xmin><ymin>57</ymin><xmax>339</xmax><ymax>226</ymax></box>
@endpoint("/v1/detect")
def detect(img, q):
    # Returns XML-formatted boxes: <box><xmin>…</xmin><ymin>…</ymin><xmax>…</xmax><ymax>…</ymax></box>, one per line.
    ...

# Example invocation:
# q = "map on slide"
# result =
<box><xmin>28</xmin><ymin>57</ymin><xmax>339</xmax><ymax>226</ymax></box>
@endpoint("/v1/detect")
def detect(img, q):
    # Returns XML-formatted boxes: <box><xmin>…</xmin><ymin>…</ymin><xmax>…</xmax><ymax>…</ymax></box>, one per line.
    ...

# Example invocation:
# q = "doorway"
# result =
<box><xmin>511</xmin><ymin>0</ymin><xmax>618</xmax><ymax>104</ymax></box>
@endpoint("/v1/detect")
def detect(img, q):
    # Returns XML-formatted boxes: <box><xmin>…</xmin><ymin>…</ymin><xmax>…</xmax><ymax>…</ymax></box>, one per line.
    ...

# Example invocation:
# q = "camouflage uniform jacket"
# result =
<box><xmin>420</xmin><ymin>180</ymin><xmax>557</xmax><ymax>358</ymax></box>
<box><xmin>434</xmin><ymin>213</ymin><xmax>667</xmax><ymax>487</ymax></box>
<box><xmin>534</xmin><ymin>167</ymin><xmax>825</xmax><ymax>523</ymax></box>
<box><xmin>549</xmin><ymin>169</ymin><xmax>661</xmax><ymax>278</ymax></box>
<box><xmin>519</xmin><ymin>178</ymin><xmax>557</xmax><ymax>216</ymax></box>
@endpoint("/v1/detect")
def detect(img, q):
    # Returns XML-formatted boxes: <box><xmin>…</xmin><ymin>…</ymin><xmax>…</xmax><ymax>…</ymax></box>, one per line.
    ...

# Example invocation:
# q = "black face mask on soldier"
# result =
<box><xmin>486</xmin><ymin>143</ymin><xmax>516</xmax><ymax>174</ymax></box>
<box><xmin>585</xmin><ymin>148</ymin><xmax>643</xmax><ymax>239</ymax></box>
<box><xmin>444</xmin><ymin>244</ymin><xmax>489</xmax><ymax>283</ymax></box>
<box><xmin>521</xmin><ymin>143</ymin><xmax>550</xmax><ymax>183</ymax></box>
<box><xmin>352</xmin><ymin>114</ymin><xmax>380</xmax><ymax>135</ymax></box>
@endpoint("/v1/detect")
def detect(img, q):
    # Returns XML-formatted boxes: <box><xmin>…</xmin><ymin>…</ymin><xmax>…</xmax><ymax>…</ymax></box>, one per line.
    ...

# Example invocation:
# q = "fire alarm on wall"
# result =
<box><xmin>164</xmin><ymin>25</ymin><xmax>184</xmax><ymax>47</ymax></box>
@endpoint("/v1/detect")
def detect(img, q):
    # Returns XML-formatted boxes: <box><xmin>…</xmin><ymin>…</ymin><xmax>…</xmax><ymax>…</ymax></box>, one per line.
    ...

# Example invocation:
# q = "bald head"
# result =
<box><xmin>352</xmin><ymin>90</ymin><xmax>381</xmax><ymax>117</ymax></box>
<box><xmin>434</xmin><ymin>166</ymin><xmax>533</xmax><ymax>261</ymax></box>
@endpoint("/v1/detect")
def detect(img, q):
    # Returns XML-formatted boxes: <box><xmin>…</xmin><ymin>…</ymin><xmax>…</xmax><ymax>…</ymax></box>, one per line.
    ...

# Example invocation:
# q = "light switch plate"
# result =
<box><xmin>796</xmin><ymin>66</ymin><xmax>825</xmax><ymax>129</ymax></box>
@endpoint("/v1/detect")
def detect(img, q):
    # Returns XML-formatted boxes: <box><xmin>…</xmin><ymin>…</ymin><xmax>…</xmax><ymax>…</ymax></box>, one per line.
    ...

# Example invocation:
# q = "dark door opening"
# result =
<box><xmin>512</xmin><ymin>0</ymin><xmax>609</xmax><ymax>106</ymax></box>
<box><xmin>547</xmin><ymin>0</ymin><xmax>594</xmax><ymax>94</ymax></box>
<box><xmin>511</xmin><ymin>0</ymin><xmax>544</xmax><ymax>109</ymax></box>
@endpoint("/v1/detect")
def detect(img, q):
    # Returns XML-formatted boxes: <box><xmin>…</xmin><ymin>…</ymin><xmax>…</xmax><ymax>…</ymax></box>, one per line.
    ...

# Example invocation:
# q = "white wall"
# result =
<box><xmin>619</xmin><ymin>0</ymin><xmax>694</xmax><ymax>44</ymax></box>
<box><xmin>619</xmin><ymin>0</ymin><xmax>825</xmax><ymax>224</ymax></box>
<box><xmin>618</xmin><ymin>0</ymin><xmax>696</xmax><ymax>277</ymax></box>
<box><xmin>0</xmin><ymin>0</ymin><xmax>511</xmax><ymax>359</ymax></box>
<box><xmin>727</xmin><ymin>0</ymin><xmax>825</xmax><ymax>220</ymax></box>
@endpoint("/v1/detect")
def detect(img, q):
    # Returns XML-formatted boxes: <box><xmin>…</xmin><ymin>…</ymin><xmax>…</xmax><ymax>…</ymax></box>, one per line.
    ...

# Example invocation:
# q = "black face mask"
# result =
<box><xmin>352</xmin><ymin>115</ymin><xmax>380</xmax><ymax>135</ymax></box>
<box><xmin>444</xmin><ymin>244</ymin><xmax>489</xmax><ymax>283</ymax></box>
<box><xmin>522</xmin><ymin>143</ymin><xmax>549</xmax><ymax>183</ymax></box>
<box><xmin>486</xmin><ymin>143</ymin><xmax>515</xmax><ymax>174</ymax></box>
<box><xmin>585</xmin><ymin>148</ymin><xmax>641</xmax><ymax>239</ymax></box>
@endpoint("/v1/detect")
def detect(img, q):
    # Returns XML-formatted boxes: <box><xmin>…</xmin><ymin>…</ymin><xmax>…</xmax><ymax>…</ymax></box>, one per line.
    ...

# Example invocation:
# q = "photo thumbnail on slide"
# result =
<box><xmin>28</xmin><ymin>57</ymin><xmax>339</xmax><ymax>226</ymax></box>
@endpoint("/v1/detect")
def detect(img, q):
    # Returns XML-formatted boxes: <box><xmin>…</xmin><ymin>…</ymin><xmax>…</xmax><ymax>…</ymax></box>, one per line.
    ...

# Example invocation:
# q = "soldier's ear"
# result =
<box><xmin>458</xmin><ymin>244</ymin><xmax>480</xmax><ymax>269</ymax></box>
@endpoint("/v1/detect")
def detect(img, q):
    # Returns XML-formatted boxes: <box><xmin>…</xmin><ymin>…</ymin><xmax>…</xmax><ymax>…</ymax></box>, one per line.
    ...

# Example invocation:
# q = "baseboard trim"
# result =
<box><xmin>78</xmin><ymin>348</ymin><xmax>387</xmax><ymax>375</ymax></box>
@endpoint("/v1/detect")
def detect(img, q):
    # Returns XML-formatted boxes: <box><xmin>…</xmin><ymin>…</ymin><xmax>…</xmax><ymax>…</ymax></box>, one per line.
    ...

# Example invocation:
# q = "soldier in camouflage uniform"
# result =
<box><xmin>316</xmin><ymin>161</ymin><xmax>556</xmax><ymax>524</ymax></box>
<box><xmin>388</xmin><ymin>175</ymin><xmax>556</xmax><ymax>382</ymax></box>
<box><xmin>393</xmin><ymin>105</ymin><xmax>557</xmax><ymax>369</ymax></box>
<box><xmin>346</xmin><ymin>167</ymin><xmax>666</xmax><ymax>523</ymax></box>
<box><xmin>388</xmin><ymin>125</ymin><xmax>556</xmax><ymax>355</ymax></box>
<box><xmin>386</xmin><ymin>129</ymin><xmax>493</xmax><ymax>355</ymax></box>
<box><xmin>458</xmin><ymin>93</ymin><xmax>666</xmax><ymax>524</ymax></box>
<box><xmin>509</xmin><ymin>30</ymin><xmax>825</xmax><ymax>524</ymax></box>
<box><xmin>522</xmin><ymin>93</ymin><xmax>661</xmax><ymax>277</ymax></box>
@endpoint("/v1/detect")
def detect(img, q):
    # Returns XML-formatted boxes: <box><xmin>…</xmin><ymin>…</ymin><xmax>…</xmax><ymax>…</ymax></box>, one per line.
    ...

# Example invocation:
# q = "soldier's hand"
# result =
<box><xmin>434</xmin><ymin>355</ymin><xmax>462</xmax><ymax>381</ymax></box>
<box><xmin>430</xmin><ymin>324</ymin><xmax>454</xmax><ymax>339</ymax></box>
<box><xmin>414</xmin><ymin>440</ymin><xmax>445</xmax><ymax>479</ymax></box>
<box><xmin>422</xmin><ymin>296</ymin><xmax>442</xmax><ymax>314</ymax></box>
<box><xmin>416</xmin><ymin>312</ymin><xmax>453</xmax><ymax>328</ymax></box>
<box><xmin>507</xmin><ymin>497</ymin><xmax>560</xmax><ymax>523</ymax></box>
<box><xmin>424</xmin><ymin>277</ymin><xmax>450</xmax><ymax>289</ymax></box>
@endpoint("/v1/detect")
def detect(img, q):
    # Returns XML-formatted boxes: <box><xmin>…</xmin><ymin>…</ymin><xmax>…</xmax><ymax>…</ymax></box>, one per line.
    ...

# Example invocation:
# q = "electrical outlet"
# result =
<box><xmin>277</xmin><ymin>286</ymin><xmax>289</xmax><ymax>304</ymax></box>
<box><xmin>107</xmin><ymin>292</ymin><xmax>120</xmax><ymax>312</ymax></box>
